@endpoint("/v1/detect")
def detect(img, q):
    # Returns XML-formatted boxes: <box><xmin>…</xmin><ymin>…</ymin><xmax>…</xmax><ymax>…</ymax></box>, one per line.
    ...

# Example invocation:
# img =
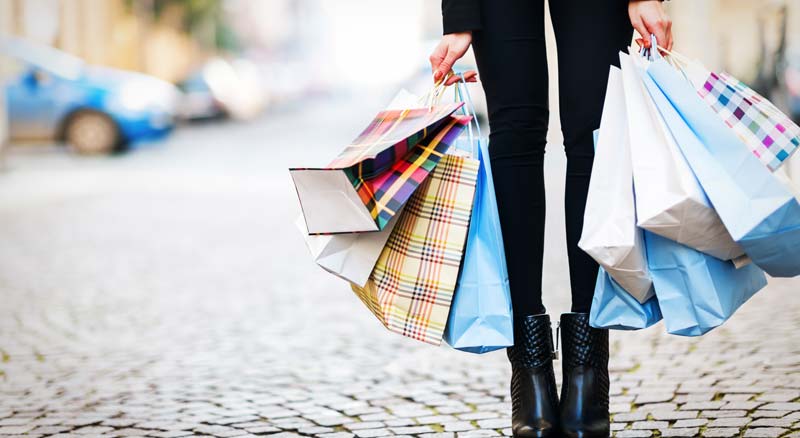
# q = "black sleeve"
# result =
<box><xmin>441</xmin><ymin>0</ymin><xmax>481</xmax><ymax>35</ymax></box>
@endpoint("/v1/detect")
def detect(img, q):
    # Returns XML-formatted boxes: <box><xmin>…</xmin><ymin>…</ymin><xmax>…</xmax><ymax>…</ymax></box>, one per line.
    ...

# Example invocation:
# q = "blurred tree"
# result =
<box><xmin>124</xmin><ymin>0</ymin><xmax>239</xmax><ymax>51</ymax></box>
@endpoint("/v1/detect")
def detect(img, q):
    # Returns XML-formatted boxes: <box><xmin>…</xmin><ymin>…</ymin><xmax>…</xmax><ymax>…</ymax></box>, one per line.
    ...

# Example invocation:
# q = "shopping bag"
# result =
<box><xmin>676</xmin><ymin>56</ymin><xmax>800</xmax><ymax>172</ymax></box>
<box><xmin>645</xmin><ymin>58</ymin><xmax>800</xmax><ymax>277</ymax></box>
<box><xmin>589</xmin><ymin>267</ymin><xmax>662</xmax><ymax>331</ymax></box>
<box><xmin>775</xmin><ymin>154</ymin><xmax>800</xmax><ymax>199</ymax></box>
<box><xmin>352</xmin><ymin>153</ymin><xmax>480</xmax><ymax>345</ymax></box>
<box><xmin>645</xmin><ymin>231</ymin><xmax>767</xmax><ymax>336</ymax></box>
<box><xmin>579</xmin><ymin>66</ymin><xmax>654</xmax><ymax>303</ymax></box>
<box><xmin>295</xmin><ymin>212</ymin><xmax>400</xmax><ymax>287</ymax></box>
<box><xmin>290</xmin><ymin>88</ymin><xmax>465</xmax><ymax>234</ymax></box>
<box><xmin>443</xmin><ymin>82</ymin><xmax>513</xmax><ymax>353</ymax></box>
<box><xmin>620</xmin><ymin>52</ymin><xmax>742</xmax><ymax>261</ymax></box>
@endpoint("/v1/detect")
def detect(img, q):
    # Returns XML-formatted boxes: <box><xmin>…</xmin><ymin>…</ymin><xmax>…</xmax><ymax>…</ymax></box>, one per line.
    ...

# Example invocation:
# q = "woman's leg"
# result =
<box><xmin>472</xmin><ymin>2</ymin><xmax>560</xmax><ymax>437</ymax></box>
<box><xmin>472</xmin><ymin>0</ymin><xmax>549</xmax><ymax>317</ymax></box>
<box><xmin>549</xmin><ymin>0</ymin><xmax>633</xmax><ymax>313</ymax></box>
<box><xmin>548</xmin><ymin>3</ymin><xmax>632</xmax><ymax>436</ymax></box>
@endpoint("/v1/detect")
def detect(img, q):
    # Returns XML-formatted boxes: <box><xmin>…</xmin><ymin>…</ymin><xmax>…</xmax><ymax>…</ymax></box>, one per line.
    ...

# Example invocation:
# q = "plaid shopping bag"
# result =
<box><xmin>290</xmin><ymin>102</ymin><xmax>464</xmax><ymax>235</ymax></box>
<box><xmin>351</xmin><ymin>153</ymin><xmax>480</xmax><ymax>345</ymax></box>
<box><xmin>344</xmin><ymin>115</ymin><xmax>469</xmax><ymax>233</ymax></box>
<box><xmin>329</xmin><ymin>104</ymin><xmax>461</xmax><ymax>177</ymax></box>
<box><xmin>698</xmin><ymin>71</ymin><xmax>800</xmax><ymax>171</ymax></box>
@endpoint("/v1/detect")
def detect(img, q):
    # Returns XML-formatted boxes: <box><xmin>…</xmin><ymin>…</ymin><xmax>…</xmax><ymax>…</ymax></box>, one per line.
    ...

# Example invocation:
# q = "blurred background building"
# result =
<box><xmin>670</xmin><ymin>0</ymin><xmax>800</xmax><ymax>108</ymax></box>
<box><xmin>1</xmin><ymin>0</ymin><xmax>799</xmax><ymax>101</ymax></box>
<box><xmin>1</xmin><ymin>0</ymin><xmax>800</xmax><ymax>155</ymax></box>
<box><xmin>0</xmin><ymin>1</ymin><xmax>789</xmax><ymax>77</ymax></box>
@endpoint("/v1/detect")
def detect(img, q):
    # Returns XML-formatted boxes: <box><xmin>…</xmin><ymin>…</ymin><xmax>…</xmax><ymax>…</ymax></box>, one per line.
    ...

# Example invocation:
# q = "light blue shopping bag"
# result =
<box><xmin>645</xmin><ymin>231</ymin><xmax>767</xmax><ymax>336</ymax></box>
<box><xmin>443</xmin><ymin>79</ymin><xmax>514</xmax><ymax>354</ymax></box>
<box><xmin>588</xmin><ymin>126</ymin><xmax>661</xmax><ymax>331</ymax></box>
<box><xmin>644</xmin><ymin>59</ymin><xmax>800</xmax><ymax>278</ymax></box>
<box><xmin>590</xmin><ymin>267</ymin><xmax>662</xmax><ymax>331</ymax></box>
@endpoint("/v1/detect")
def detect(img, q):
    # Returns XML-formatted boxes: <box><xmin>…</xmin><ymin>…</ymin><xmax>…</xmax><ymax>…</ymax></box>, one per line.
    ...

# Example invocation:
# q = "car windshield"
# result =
<box><xmin>0</xmin><ymin>36</ymin><xmax>84</xmax><ymax>80</ymax></box>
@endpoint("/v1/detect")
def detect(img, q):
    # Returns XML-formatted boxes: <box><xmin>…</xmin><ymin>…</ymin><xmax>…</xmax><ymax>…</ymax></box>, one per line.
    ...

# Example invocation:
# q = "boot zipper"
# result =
<box><xmin>553</xmin><ymin>321</ymin><xmax>560</xmax><ymax>360</ymax></box>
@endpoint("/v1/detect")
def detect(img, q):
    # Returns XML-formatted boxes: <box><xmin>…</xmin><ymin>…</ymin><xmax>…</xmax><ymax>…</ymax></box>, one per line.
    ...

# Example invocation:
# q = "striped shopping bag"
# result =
<box><xmin>351</xmin><ymin>153</ymin><xmax>480</xmax><ymax>345</ymax></box>
<box><xmin>291</xmin><ymin>102</ymin><xmax>464</xmax><ymax>235</ymax></box>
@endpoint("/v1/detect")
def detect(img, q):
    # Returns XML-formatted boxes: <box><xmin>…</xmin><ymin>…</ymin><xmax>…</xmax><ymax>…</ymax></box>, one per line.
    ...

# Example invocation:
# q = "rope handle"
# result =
<box><xmin>655</xmin><ymin>44</ymin><xmax>691</xmax><ymax>65</ymax></box>
<box><xmin>635</xmin><ymin>35</ymin><xmax>692</xmax><ymax>79</ymax></box>
<box><xmin>454</xmin><ymin>72</ymin><xmax>482</xmax><ymax>158</ymax></box>
<box><xmin>420</xmin><ymin>70</ymin><xmax>455</xmax><ymax>110</ymax></box>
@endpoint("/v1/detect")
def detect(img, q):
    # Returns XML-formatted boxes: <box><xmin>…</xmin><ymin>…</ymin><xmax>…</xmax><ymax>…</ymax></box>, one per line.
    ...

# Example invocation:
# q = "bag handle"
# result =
<box><xmin>453</xmin><ymin>84</ymin><xmax>475</xmax><ymax>158</ymax></box>
<box><xmin>453</xmin><ymin>72</ymin><xmax>481</xmax><ymax>158</ymax></box>
<box><xmin>636</xmin><ymin>35</ymin><xmax>693</xmax><ymax>81</ymax></box>
<box><xmin>457</xmin><ymin>73</ymin><xmax>483</xmax><ymax>139</ymax></box>
<box><xmin>420</xmin><ymin>70</ymin><xmax>454</xmax><ymax>110</ymax></box>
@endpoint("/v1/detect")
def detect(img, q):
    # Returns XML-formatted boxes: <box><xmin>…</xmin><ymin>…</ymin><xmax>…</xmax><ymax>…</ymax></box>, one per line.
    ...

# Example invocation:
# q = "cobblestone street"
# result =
<box><xmin>1</xmin><ymin>97</ymin><xmax>799</xmax><ymax>438</ymax></box>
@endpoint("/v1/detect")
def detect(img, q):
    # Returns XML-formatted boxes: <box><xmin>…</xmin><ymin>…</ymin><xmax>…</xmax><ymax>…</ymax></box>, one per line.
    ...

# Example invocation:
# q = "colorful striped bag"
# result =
<box><xmin>351</xmin><ymin>152</ymin><xmax>480</xmax><ymax>345</ymax></box>
<box><xmin>291</xmin><ymin>98</ymin><xmax>464</xmax><ymax>235</ymax></box>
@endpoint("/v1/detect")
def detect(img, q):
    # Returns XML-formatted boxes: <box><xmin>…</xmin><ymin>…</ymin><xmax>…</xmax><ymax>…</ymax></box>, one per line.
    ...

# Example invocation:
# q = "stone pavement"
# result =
<box><xmin>0</xmin><ymin>97</ymin><xmax>799</xmax><ymax>438</ymax></box>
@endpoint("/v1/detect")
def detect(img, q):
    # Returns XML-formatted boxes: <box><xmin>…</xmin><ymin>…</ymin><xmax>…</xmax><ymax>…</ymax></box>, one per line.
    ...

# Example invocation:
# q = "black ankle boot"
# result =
<box><xmin>507</xmin><ymin>314</ymin><xmax>560</xmax><ymax>438</ymax></box>
<box><xmin>559</xmin><ymin>313</ymin><xmax>610</xmax><ymax>438</ymax></box>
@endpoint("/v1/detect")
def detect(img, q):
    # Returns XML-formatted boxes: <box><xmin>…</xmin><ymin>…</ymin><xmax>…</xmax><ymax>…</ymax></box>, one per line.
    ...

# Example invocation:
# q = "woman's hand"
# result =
<box><xmin>429</xmin><ymin>32</ymin><xmax>478</xmax><ymax>86</ymax></box>
<box><xmin>629</xmin><ymin>0</ymin><xmax>673</xmax><ymax>51</ymax></box>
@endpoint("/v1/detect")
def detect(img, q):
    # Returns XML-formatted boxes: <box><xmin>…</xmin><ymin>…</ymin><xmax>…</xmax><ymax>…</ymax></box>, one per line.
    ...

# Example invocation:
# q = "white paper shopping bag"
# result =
<box><xmin>579</xmin><ymin>66</ymin><xmax>654</xmax><ymax>303</ymax></box>
<box><xmin>620</xmin><ymin>52</ymin><xmax>743</xmax><ymax>261</ymax></box>
<box><xmin>295</xmin><ymin>212</ymin><xmax>400</xmax><ymax>287</ymax></box>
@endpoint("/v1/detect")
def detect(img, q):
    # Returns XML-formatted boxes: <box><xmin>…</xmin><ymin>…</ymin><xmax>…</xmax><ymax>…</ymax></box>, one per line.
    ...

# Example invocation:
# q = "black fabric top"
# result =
<box><xmin>441</xmin><ymin>0</ymin><xmax>482</xmax><ymax>34</ymax></box>
<box><xmin>441</xmin><ymin>0</ymin><xmax>668</xmax><ymax>35</ymax></box>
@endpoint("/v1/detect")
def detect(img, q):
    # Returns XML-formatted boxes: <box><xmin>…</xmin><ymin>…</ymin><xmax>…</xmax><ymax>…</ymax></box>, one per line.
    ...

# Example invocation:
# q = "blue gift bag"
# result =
<box><xmin>590</xmin><ymin>267</ymin><xmax>662</xmax><ymax>331</ymax></box>
<box><xmin>444</xmin><ymin>80</ymin><xmax>513</xmax><ymax>353</ymax></box>
<box><xmin>644</xmin><ymin>59</ymin><xmax>800</xmax><ymax>278</ymax></box>
<box><xmin>444</xmin><ymin>138</ymin><xmax>514</xmax><ymax>353</ymax></box>
<box><xmin>645</xmin><ymin>231</ymin><xmax>767</xmax><ymax>336</ymax></box>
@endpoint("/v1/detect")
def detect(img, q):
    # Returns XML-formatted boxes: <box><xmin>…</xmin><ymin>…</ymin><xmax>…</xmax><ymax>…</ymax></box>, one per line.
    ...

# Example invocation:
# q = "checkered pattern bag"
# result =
<box><xmin>329</xmin><ymin>103</ymin><xmax>462</xmax><ymax>178</ymax></box>
<box><xmin>290</xmin><ymin>104</ymin><xmax>468</xmax><ymax>235</ymax></box>
<box><xmin>346</xmin><ymin>115</ymin><xmax>470</xmax><ymax>231</ymax></box>
<box><xmin>699</xmin><ymin>71</ymin><xmax>800</xmax><ymax>171</ymax></box>
<box><xmin>351</xmin><ymin>153</ymin><xmax>480</xmax><ymax>345</ymax></box>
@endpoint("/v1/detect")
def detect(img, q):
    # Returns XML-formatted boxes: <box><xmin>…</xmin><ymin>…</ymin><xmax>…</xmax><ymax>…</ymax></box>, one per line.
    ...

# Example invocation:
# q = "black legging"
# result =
<box><xmin>471</xmin><ymin>0</ymin><xmax>633</xmax><ymax>316</ymax></box>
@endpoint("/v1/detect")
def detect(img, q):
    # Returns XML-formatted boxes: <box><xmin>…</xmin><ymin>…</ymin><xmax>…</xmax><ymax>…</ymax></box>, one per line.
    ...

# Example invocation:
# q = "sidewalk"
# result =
<box><xmin>0</xmin><ymin>98</ymin><xmax>798</xmax><ymax>438</ymax></box>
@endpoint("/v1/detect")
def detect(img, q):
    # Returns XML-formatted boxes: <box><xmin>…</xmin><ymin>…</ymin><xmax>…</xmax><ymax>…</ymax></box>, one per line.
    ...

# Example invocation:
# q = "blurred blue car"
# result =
<box><xmin>2</xmin><ymin>37</ymin><xmax>179</xmax><ymax>154</ymax></box>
